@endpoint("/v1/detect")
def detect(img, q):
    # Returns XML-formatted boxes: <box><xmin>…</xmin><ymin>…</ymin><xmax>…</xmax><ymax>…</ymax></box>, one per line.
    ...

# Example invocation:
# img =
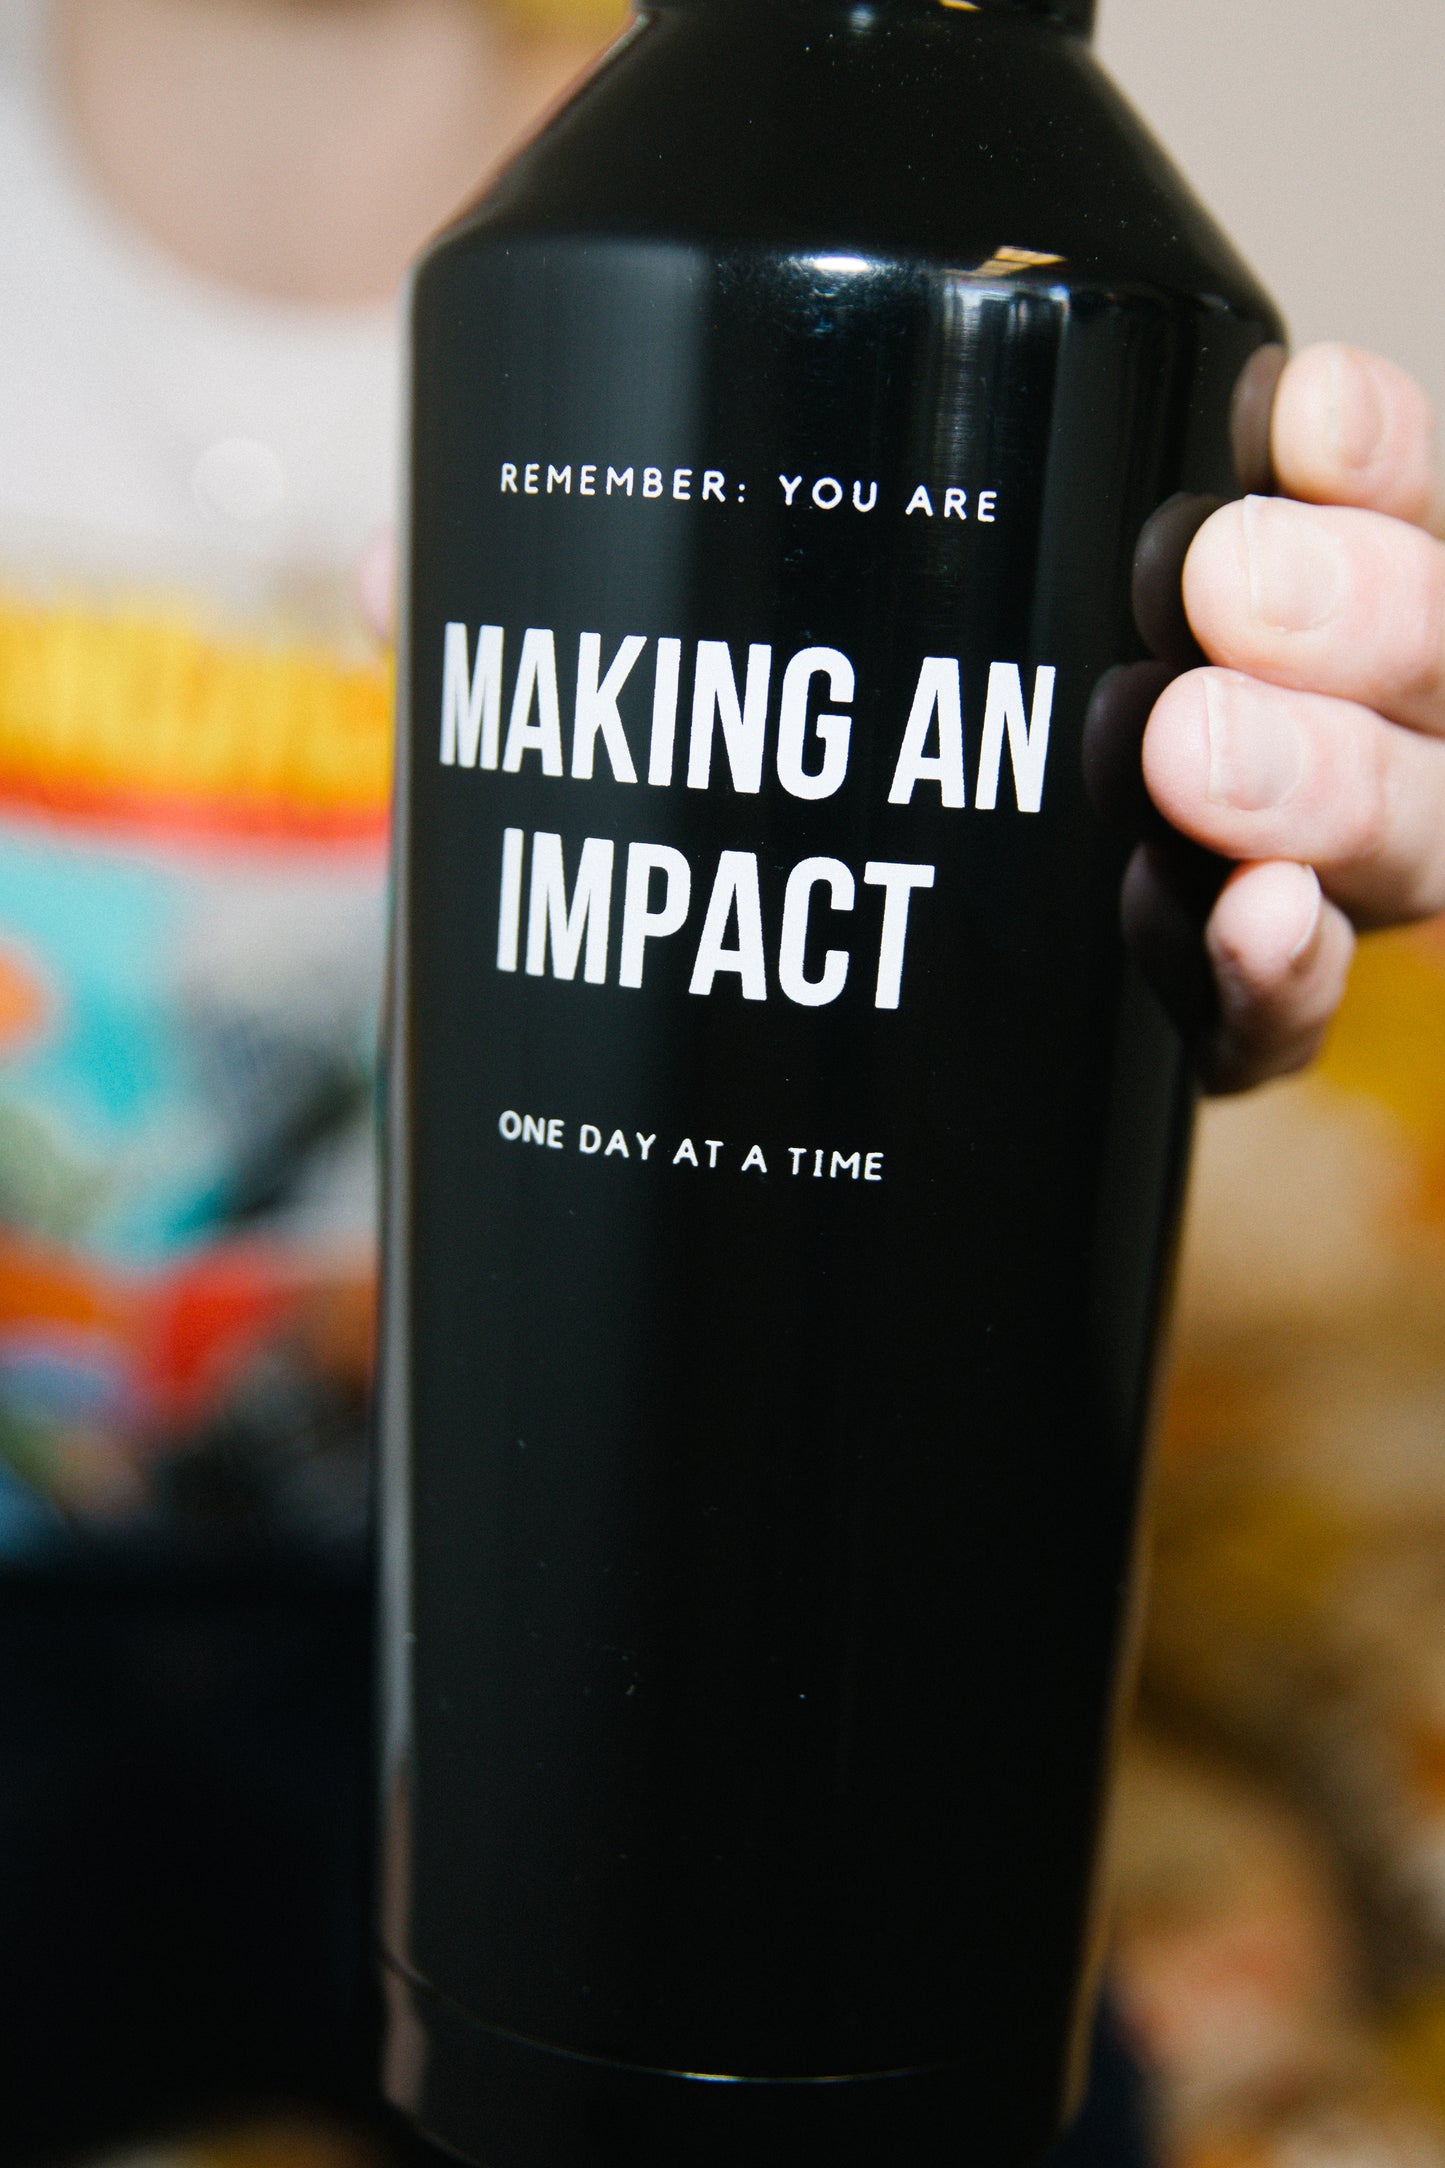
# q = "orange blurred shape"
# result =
<box><xmin>1319</xmin><ymin>923</ymin><xmax>1445</xmax><ymax>1224</ymax></box>
<box><xmin>291</xmin><ymin>1274</ymin><xmax>376</xmax><ymax>1387</ymax></box>
<box><xmin>1407</xmin><ymin>1733</ymin><xmax>1445</xmax><ymax>1813</ymax></box>
<box><xmin>139</xmin><ymin>1246</ymin><xmax>311</xmax><ymax>1426</ymax></box>
<box><xmin>0</xmin><ymin>1230</ymin><xmax>372</xmax><ymax>1436</ymax></box>
<box><xmin>147</xmin><ymin>2115</ymin><xmax>385</xmax><ymax>2168</ymax></box>
<box><xmin>0</xmin><ymin>1231</ymin><xmax>134</xmax><ymax>1337</ymax></box>
<box><xmin>1158</xmin><ymin>1356</ymin><xmax>1280</xmax><ymax>1469</ymax></box>
<box><xmin>0</xmin><ymin>942</ymin><xmax>49</xmax><ymax>1053</ymax></box>
<box><xmin>1175</xmin><ymin>2143</ymin><xmax>1274</xmax><ymax>2168</ymax></box>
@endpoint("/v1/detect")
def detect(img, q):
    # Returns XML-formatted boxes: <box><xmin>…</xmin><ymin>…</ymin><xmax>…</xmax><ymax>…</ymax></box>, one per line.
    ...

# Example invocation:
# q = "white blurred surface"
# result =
<box><xmin>1096</xmin><ymin>0</ymin><xmax>1445</xmax><ymax>421</ymax></box>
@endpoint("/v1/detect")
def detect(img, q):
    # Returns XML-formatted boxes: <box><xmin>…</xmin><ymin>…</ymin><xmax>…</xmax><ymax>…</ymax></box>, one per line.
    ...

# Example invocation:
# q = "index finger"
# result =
<box><xmin>1271</xmin><ymin>343</ymin><xmax>1442</xmax><ymax>536</ymax></box>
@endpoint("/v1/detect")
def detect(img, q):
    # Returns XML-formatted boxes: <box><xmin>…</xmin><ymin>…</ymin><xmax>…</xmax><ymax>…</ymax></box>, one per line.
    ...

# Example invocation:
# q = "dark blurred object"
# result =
<box><xmin>1047</xmin><ymin>1999</ymin><xmax>1157</xmax><ymax>2168</ymax></box>
<box><xmin>0</xmin><ymin>1561</ymin><xmax>377</xmax><ymax>2165</ymax></box>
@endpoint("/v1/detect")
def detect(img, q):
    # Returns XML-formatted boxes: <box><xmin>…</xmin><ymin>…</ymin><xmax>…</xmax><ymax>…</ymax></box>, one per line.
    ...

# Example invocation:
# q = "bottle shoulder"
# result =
<box><xmin>422</xmin><ymin>6</ymin><xmax>1280</xmax><ymax>334</ymax></box>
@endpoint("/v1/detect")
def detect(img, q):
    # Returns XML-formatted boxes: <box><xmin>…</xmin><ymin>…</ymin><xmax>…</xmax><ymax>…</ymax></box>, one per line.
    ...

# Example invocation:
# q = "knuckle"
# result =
<box><xmin>1336</xmin><ymin>720</ymin><xmax>1392</xmax><ymax>869</ymax></box>
<box><xmin>1392</xmin><ymin>530</ymin><xmax>1445</xmax><ymax>708</ymax></box>
<box><xmin>1377</xmin><ymin>520</ymin><xmax>1445</xmax><ymax>706</ymax></box>
<box><xmin>1403</xmin><ymin>770</ymin><xmax>1445</xmax><ymax>921</ymax></box>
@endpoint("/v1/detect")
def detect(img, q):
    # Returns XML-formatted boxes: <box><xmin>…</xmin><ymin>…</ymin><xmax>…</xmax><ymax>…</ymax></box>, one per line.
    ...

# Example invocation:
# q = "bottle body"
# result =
<box><xmin>381</xmin><ymin>10</ymin><xmax>1280</xmax><ymax>2163</ymax></box>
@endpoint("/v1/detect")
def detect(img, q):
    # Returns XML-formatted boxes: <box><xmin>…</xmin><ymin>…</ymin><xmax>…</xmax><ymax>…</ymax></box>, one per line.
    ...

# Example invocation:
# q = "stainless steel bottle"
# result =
<box><xmin>380</xmin><ymin>3</ymin><xmax>1281</xmax><ymax>2160</ymax></box>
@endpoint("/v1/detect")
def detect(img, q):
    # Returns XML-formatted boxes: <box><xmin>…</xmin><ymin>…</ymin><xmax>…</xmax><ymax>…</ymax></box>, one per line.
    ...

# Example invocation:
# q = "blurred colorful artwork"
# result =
<box><xmin>0</xmin><ymin>599</ymin><xmax>389</xmax><ymax>1554</ymax></box>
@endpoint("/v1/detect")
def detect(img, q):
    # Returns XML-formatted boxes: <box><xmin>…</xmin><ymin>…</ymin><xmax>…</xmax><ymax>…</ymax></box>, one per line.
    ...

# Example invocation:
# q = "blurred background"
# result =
<box><xmin>1098</xmin><ymin>0</ymin><xmax>1445</xmax><ymax>417</ymax></box>
<box><xmin>0</xmin><ymin>1</ymin><xmax>1442</xmax><ymax>2166</ymax></box>
<box><xmin>1093</xmin><ymin>9</ymin><xmax>1445</xmax><ymax>2168</ymax></box>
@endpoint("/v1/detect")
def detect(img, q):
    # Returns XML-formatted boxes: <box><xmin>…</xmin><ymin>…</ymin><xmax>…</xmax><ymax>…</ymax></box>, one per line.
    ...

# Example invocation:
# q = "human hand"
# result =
<box><xmin>1120</xmin><ymin>345</ymin><xmax>1443</xmax><ymax>1093</ymax></box>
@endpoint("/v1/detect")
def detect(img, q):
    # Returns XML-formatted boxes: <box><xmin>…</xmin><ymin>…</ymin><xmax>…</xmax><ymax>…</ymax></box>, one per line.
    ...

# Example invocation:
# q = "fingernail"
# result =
<box><xmin>1287</xmin><ymin>867</ymin><xmax>1324</xmax><ymax>963</ymax></box>
<box><xmin>1243</xmin><ymin>494</ymin><xmax>1347</xmax><ymax>632</ymax></box>
<box><xmin>1204</xmin><ymin>673</ymin><xmax>1306</xmax><ymax>810</ymax></box>
<box><xmin>1326</xmin><ymin>346</ymin><xmax>1386</xmax><ymax>470</ymax></box>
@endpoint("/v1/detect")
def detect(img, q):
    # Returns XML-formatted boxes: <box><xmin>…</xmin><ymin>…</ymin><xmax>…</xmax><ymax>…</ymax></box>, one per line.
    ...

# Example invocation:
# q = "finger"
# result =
<box><xmin>357</xmin><ymin>527</ymin><xmax>397</xmax><ymax>643</ymax></box>
<box><xmin>1271</xmin><ymin>343</ymin><xmax>1442</xmax><ymax>535</ymax></box>
<box><xmin>1231</xmin><ymin>343</ymin><xmax>1288</xmax><ymax>497</ymax></box>
<box><xmin>1142</xmin><ymin>667</ymin><xmax>1445</xmax><ymax>927</ymax></box>
<box><xmin>1121</xmin><ymin>847</ymin><xmax>1356</xmax><ymax>1095</ymax></box>
<box><xmin>1132</xmin><ymin>494</ymin><xmax>1219</xmax><ymax>665</ymax></box>
<box><xmin>1182</xmin><ymin>495</ymin><xmax>1445</xmax><ymax>735</ymax></box>
<box><xmin>1083</xmin><ymin>660</ymin><xmax>1178</xmax><ymax>834</ymax></box>
<box><xmin>1200</xmin><ymin>861</ymin><xmax>1356</xmax><ymax>1094</ymax></box>
<box><xmin>1120</xmin><ymin>837</ymin><xmax>1229</xmax><ymax>1054</ymax></box>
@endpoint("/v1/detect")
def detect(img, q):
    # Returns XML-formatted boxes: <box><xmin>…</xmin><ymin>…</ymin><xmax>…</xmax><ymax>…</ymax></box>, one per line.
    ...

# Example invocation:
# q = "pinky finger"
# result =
<box><xmin>1201</xmin><ymin>859</ymin><xmax>1356</xmax><ymax>1093</ymax></box>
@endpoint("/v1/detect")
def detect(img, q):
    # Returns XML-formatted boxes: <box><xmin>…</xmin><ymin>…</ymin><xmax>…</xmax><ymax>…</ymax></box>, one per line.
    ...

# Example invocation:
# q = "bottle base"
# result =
<box><xmin>382</xmin><ymin>1964</ymin><xmax>1063</xmax><ymax>2168</ymax></box>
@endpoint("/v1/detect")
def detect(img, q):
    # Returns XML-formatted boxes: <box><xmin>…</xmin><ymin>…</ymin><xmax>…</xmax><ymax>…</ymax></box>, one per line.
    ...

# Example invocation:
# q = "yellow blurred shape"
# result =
<box><xmin>495</xmin><ymin>0</ymin><xmax>627</xmax><ymax>36</ymax></box>
<box><xmin>0</xmin><ymin>598</ymin><xmax>392</xmax><ymax>833</ymax></box>
<box><xmin>1386</xmin><ymin>1993</ymin><xmax>1445</xmax><ymax>2122</ymax></box>
<box><xmin>1175</xmin><ymin>2142</ymin><xmax>1275</xmax><ymax>2168</ymax></box>
<box><xmin>1409</xmin><ymin>1732</ymin><xmax>1445</xmax><ymax>1813</ymax></box>
<box><xmin>1319</xmin><ymin>928</ymin><xmax>1445</xmax><ymax>1157</ymax></box>
<box><xmin>1155</xmin><ymin>1477</ymin><xmax>1353</xmax><ymax>1640</ymax></box>
<box><xmin>170</xmin><ymin>2117</ymin><xmax>382</xmax><ymax>2168</ymax></box>
<box><xmin>973</xmin><ymin>245</ymin><xmax>1067</xmax><ymax>277</ymax></box>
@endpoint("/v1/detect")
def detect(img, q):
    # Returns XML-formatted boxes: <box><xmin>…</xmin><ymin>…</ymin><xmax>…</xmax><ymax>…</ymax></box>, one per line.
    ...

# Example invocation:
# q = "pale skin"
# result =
<box><xmin>1140</xmin><ymin>343</ymin><xmax>1445</xmax><ymax>1092</ymax></box>
<box><xmin>52</xmin><ymin>4</ymin><xmax>1443</xmax><ymax>1098</ymax></box>
<box><xmin>56</xmin><ymin>0</ymin><xmax>601</xmax><ymax>306</ymax></box>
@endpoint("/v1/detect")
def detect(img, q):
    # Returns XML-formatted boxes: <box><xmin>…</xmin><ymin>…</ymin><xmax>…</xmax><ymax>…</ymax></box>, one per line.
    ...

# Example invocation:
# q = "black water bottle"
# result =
<box><xmin>379</xmin><ymin>3</ymin><xmax>1279</xmax><ymax>2161</ymax></box>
